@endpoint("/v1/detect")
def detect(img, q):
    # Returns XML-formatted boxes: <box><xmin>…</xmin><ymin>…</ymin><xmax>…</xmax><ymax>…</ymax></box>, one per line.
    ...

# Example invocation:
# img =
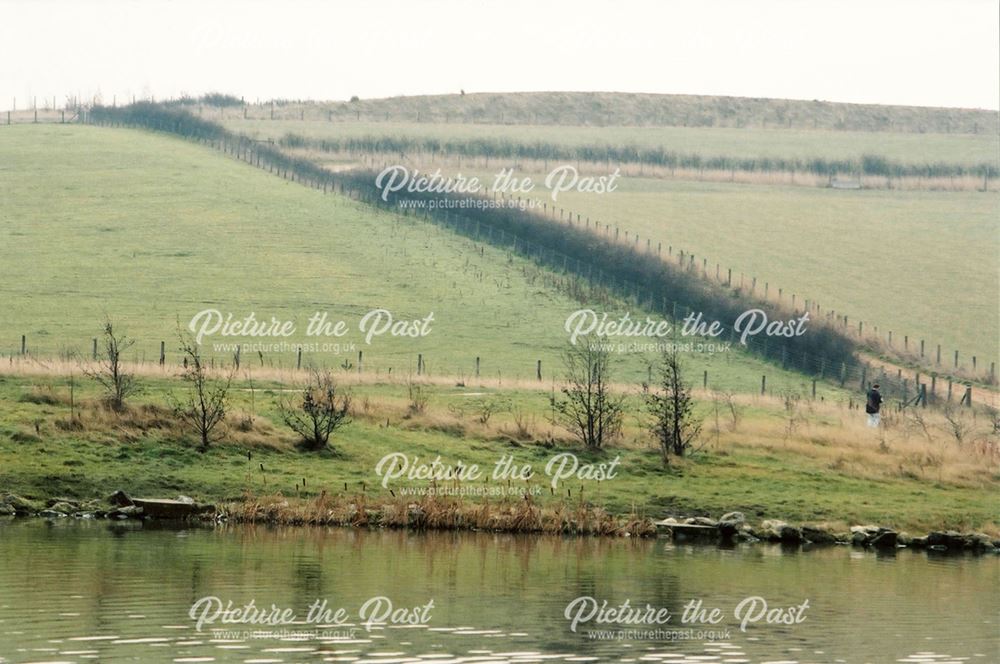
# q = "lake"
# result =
<box><xmin>0</xmin><ymin>519</ymin><xmax>996</xmax><ymax>663</ymax></box>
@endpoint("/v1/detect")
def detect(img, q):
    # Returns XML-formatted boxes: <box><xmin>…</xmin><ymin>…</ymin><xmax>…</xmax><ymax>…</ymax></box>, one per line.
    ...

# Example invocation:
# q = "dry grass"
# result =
<box><xmin>221</xmin><ymin>491</ymin><xmax>657</xmax><ymax>537</ymax></box>
<box><xmin>0</xmin><ymin>355</ymin><xmax>579</xmax><ymax>393</ymax></box>
<box><xmin>6</xmin><ymin>355</ymin><xmax>997</xmax><ymax>492</ymax></box>
<box><xmin>699</xmin><ymin>391</ymin><xmax>1000</xmax><ymax>487</ymax></box>
<box><xmin>43</xmin><ymin>396</ymin><xmax>292</xmax><ymax>450</ymax></box>
<box><xmin>341</xmin><ymin>385</ymin><xmax>1000</xmax><ymax>491</ymax></box>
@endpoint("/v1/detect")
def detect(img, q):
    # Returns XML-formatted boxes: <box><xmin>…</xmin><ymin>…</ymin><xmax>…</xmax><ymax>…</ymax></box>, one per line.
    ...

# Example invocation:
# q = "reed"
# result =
<box><xmin>220</xmin><ymin>491</ymin><xmax>658</xmax><ymax>537</ymax></box>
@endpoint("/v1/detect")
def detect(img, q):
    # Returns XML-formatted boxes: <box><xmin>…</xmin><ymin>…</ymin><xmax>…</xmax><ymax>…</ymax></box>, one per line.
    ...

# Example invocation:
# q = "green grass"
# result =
<box><xmin>217</xmin><ymin>116</ymin><xmax>1000</xmax><ymax>370</ymax></box>
<box><xmin>530</xmin><ymin>177</ymin><xmax>1000</xmax><ymax>368</ymax></box>
<box><xmin>0</xmin><ymin>123</ymin><xmax>839</xmax><ymax>395</ymax></box>
<box><xmin>0</xmin><ymin>374</ymin><xmax>995</xmax><ymax>534</ymax></box>
<box><xmin>326</xmin><ymin>151</ymin><xmax>998</xmax><ymax>372</ymax></box>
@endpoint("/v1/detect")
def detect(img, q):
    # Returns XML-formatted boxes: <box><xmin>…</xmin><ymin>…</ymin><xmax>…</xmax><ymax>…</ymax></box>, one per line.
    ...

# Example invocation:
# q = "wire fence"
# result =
<box><xmin>4</xmin><ymin>103</ymin><xmax>994</xmax><ymax>410</ymax></box>
<box><xmin>2</xmin><ymin>336</ymin><xmax>985</xmax><ymax>414</ymax></box>
<box><xmin>346</xmin><ymin>151</ymin><xmax>999</xmax><ymax>387</ymax></box>
<box><xmin>5</xmin><ymin>104</ymin><xmax>997</xmax><ymax>383</ymax></box>
<box><xmin>78</xmin><ymin>107</ymin><xmax>1000</xmax><ymax>399</ymax></box>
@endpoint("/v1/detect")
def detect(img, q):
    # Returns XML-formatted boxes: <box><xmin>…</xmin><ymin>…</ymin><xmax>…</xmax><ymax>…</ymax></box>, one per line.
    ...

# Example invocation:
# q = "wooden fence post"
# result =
<box><xmin>760</xmin><ymin>375</ymin><xmax>766</xmax><ymax>395</ymax></box>
<box><xmin>475</xmin><ymin>356</ymin><xmax>480</xmax><ymax>378</ymax></box>
<box><xmin>20</xmin><ymin>335</ymin><xmax>26</xmax><ymax>355</ymax></box>
<box><xmin>296</xmin><ymin>346</ymin><xmax>302</xmax><ymax>370</ymax></box>
<box><xmin>536</xmin><ymin>360</ymin><xmax>542</xmax><ymax>381</ymax></box>
<box><xmin>358</xmin><ymin>350</ymin><xmax>363</xmax><ymax>374</ymax></box>
<box><xmin>159</xmin><ymin>341</ymin><xmax>165</xmax><ymax>366</ymax></box>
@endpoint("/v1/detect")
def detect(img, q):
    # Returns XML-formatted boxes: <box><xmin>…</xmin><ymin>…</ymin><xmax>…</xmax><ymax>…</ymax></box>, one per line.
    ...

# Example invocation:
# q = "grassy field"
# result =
<box><xmin>215</xmin><ymin>113</ymin><xmax>1000</xmax><ymax>370</ymax></box>
<box><xmin>0</xmin><ymin>123</ymin><xmax>840</xmax><ymax>395</ymax></box>
<box><xmin>0</xmin><ymin>372</ymin><xmax>996</xmax><ymax>534</ymax></box>
<box><xmin>287</xmin><ymin>147</ymin><xmax>1000</xmax><ymax>374</ymax></box>
<box><xmin>1</xmin><ymin>113</ymin><xmax>996</xmax><ymax>538</ymax></box>
<box><xmin>528</xmin><ymin>176</ymin><xmax>1000</xmax><ymax>370</ymax></box>
<box><xmin>224</xmin><ymin>118</ymin><xmax>1000</xmax><ymax>166</ymax></box>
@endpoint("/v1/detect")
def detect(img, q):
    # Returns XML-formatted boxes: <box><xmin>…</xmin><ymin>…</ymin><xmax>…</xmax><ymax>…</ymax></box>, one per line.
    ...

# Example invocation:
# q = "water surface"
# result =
<box><xmin>0</xmin><ymin>519</ymin><xmax>996</xmax><ymax>663</ymax></box>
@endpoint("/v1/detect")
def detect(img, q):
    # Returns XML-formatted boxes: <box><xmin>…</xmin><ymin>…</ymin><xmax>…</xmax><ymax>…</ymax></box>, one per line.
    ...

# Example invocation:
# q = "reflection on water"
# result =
<box><xmin>0</xmin><ymin>519</ymin><xmax>996</xmax><ymax>663</ymax></box>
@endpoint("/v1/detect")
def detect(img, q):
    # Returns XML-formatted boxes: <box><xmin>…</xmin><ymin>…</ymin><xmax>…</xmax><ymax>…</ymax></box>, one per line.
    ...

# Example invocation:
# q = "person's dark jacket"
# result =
<box><xmin>866</xmin><ymin>388</ymin><xmax>883</xmax><ymax>414</ymax></box>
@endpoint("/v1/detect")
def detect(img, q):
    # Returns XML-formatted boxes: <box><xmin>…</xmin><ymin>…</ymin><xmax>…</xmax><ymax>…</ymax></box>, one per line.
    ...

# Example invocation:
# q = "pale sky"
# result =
<box><xmin>1</xmin><ymin>0</ymin><xmax>998</xmax><ymax>110</ymax></box>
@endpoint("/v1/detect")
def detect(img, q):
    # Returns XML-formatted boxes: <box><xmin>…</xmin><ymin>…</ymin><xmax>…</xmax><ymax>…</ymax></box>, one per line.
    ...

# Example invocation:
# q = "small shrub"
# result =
<box><xmin>280</xmin><ymin>368</ymin><xmax>351</xmax><ymax>451</ymax></box>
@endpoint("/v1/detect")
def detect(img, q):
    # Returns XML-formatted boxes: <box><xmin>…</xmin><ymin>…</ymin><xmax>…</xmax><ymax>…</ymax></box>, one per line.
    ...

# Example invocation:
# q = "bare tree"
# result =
<box><xmin>84</xmin><ymin>320</ymin><xmax>140</xmax><ymax>411</ymax></box>
<box><xmin>554</xmin><ymin>342</ymin><xmax>624</xmax><ymax>449</ymax></box>
<box><xmin>720</xmin><ymin>390</ymin><xmax>743</xmax><ymax>431</ymax></box>
<box><xmin>645</xmin><ymin>349</ymin><xmax>701</xmax><ymax>462</ymax></box>
<box><xmin>942</xmin><ymin>403</ymin><xmax>974</xmax><ymax>444</ymax></box>
<box><xmin>280</xmin><ymin>367</ymin><xmax>351</xmax><ymax>451</ymax></box>
<box><xmin>174</xmin><ymin>334</ymin><xmax>233</xmax><ymax>452</ymax></box>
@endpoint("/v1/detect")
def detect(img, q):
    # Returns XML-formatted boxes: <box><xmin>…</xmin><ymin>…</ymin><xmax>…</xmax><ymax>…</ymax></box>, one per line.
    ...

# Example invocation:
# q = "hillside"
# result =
<box><xmin>214</xmin><ymin>98</ymin><xmax>999</xmax><ymax>380</ymax></box>
<box><xmin>0</xmin><ymin>123</ymin><xmax>828</xmax><ymax>395</ymax></box>
<box><xmin>257</xmin><ymin>91</ymin><xmax>999</xmax><ymax>133</ymax></box>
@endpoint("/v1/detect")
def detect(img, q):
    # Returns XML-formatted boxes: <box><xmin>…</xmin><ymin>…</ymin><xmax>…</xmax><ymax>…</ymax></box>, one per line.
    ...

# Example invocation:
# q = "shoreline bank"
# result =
<box><xmin>3</xmin><ymin>491</ymin><xmax>997</xmax><ymax>554</ymax></box>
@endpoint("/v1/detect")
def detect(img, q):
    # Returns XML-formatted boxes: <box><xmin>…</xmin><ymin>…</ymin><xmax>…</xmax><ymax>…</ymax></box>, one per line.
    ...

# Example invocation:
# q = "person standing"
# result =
<box><xmin>866</xmin><ymin>383</ymin><xmax>883</xmax><ymax>427</ymax></box>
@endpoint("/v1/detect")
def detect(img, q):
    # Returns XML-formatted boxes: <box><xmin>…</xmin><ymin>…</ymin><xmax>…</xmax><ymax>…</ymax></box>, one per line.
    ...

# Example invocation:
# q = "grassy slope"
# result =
<box><xmin>1</xmin><ymin>122</ymin><xmax>994</xmax><ymax>534</ymax></box>
<box><xmin>0</xmin><ymin>123</ymin><xmax>835</xmax><ymax>395</ymax></box>
<box><xmin>535</xmin><ymin>177</ymin><xmax>1000</xmax><ymax>368</ymax></box>
<box><xmin>0</xmin><ymin>374</ymin><xmax>996</xmax><ymax>534</ymax></box>
<box><xmin>254</xmin><ymin>92</ymin><xmax>999</xmax><ymax>134</ymax></box>
<box><xmin>224</xmin><ymin>118</ymin><xmax>1000</xmax><ymax>165</ymax></box>
<box><xmin>220</xmin><ymin>114</ymin><xmax>1000</xmax><ymax>368</ymax></box>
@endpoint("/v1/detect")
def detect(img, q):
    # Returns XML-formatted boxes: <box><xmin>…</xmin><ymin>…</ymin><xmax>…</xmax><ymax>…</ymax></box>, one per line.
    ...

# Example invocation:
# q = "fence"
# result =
<box><xmin>81</xmin><ymin>104</ymin><xmax>999</xmax><ymax>397</ymax></box>
<box><xmin>10</xmin><ymin>101</ymin><xmax>995</xmax><ymax>406</ymax></box>
<box><xmin>4</xmin><ymin>330</ymin><xmax>985</xmax><ymax>413</ymax></box>
<box><xmin>344</xmin><ymin>150</ymin><xmax>998</xmax><ymax>388</ymax></box>
<box><xmin>5</xmin><ymin>103</ymin><xmax>997</xmax><ymax>383</ymax></box>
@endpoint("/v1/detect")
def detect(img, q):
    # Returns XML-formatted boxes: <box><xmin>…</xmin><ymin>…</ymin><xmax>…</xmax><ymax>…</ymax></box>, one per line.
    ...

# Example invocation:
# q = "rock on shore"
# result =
<box><xmin>654</xmin><ymin>511</ymin><xmax>999</xmax><ymax>554</ymax></box>
<box><xmin>1</xmin><ymin>491</ymin><xmax>215</xmax><ymax>521</ymax></box>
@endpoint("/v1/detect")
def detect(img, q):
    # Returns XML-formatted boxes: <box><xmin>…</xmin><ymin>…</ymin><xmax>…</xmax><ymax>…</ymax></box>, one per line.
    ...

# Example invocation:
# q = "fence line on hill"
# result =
<box><xmin>6</xmin><ymin>110</ymin><xmax>984</xmax><ymax>410</ymax></box>
<box><xmin>344</xmin><ymin>149</ymin><xmax>998</xmax><ymax>388</ymax></box>
<box><xmin>77</xmin><ymin>108</ymin><xmax>1000</xmax><ymax>397</ymax></box>
<box><xmin>2</xmin><ymin>335</ymin><xmax>984</xmax><ymax>413</ymax></box>
<box><xmin>4</xmin><ymin>103</ymin><xmax>997</xmax><ymax>382</ymax></box>
<box><xmin>7</xmin><ymin>104</ymin><xmax>994</xmax><ymax>401</ymax></box>
<box><xmin>5</xmin><ymin>93</ymin><xmax>997</xmax><ymax>132</ymax></box>
<box><xmin>6</xmin><ymin>100</ymin><xmax>998</xmax><ymax>183</ymax></box>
